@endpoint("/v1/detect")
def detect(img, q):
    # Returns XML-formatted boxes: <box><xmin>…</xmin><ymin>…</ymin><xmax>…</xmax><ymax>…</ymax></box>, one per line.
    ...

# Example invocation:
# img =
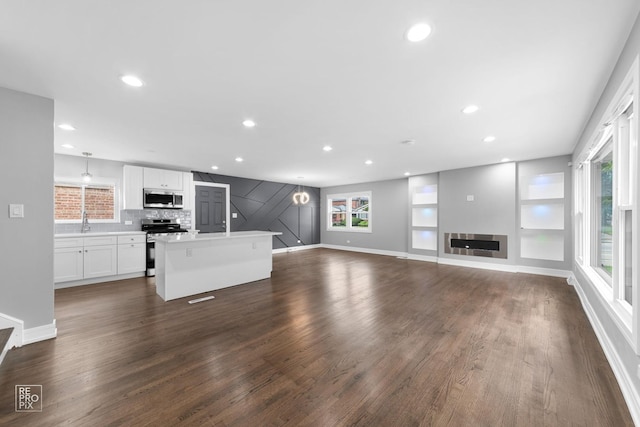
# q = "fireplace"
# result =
<box><xmin>444</xmin><ymin>233</ymin><xmax>508</xmax><ymax>259</ymax></box>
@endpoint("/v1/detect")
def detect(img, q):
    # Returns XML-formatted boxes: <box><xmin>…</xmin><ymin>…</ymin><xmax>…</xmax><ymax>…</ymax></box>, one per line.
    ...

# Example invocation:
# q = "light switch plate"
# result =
<box><xmin>466</xmin><ymin>195</ymin><xmax>475</xmax><ymax>202</ymax></box>
<box><xmin>9</xmin><ymin>204</ymin><xmax>24</xmax><ymax>218</ymax></box>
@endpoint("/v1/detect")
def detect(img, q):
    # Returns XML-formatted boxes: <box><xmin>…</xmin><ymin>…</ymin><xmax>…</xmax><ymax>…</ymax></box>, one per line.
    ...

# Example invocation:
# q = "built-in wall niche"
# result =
<box><xmin>519</xmin><ymin>171</ymin><xmax>565</xmax><ymax>261</ymax></box>
<box><xmin>411</xmin><ymin>183</ymin><xmax>438</xmax><ymax>251</ymax></box>
<box><xmin>412</xmin><ymin>207</ymin><xmax>438</xmax><ymax>227</ymax></box>
<box><xmin>412</xmin><ymin>230</ymin><xmax>437</xmax><ymax>251</ymax></box>
<box><xmin>520</xmin><ymin>230</ymin><xmax>564</xmax><ymax>261</ymax></box>
<box><xmin>521</xmin><ymin>172</ymin><xmax>564</xmax><ymax>200</ymax></box>
<box><xmin>412</xmin><ymin>184</ymin><xmax>437</xmax><ymax>204</ymax></box>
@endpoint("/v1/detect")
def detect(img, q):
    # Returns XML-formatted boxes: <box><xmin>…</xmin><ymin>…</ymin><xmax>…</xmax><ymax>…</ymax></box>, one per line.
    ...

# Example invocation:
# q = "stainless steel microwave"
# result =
<box><xmin>143</xmin><ymin>189</ymin><xmax>184</xmax><ymax>209</ymax></box>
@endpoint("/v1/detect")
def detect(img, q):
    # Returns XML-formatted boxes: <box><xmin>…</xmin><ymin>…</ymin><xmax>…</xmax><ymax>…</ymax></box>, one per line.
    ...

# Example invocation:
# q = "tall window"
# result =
<box><xmin>327</xmin><ymin>192</ymin><xmax>372</xmax><ymax>232</ymax></box>
<box><xmin>591</xmin><ymin>140</ymin><xmax>613</xmax><ymax>282</ymax></box>
<box><xmin>54</xmin><ymin>182</ymin><xmax>117</xmax><ymax>222</ymax></box>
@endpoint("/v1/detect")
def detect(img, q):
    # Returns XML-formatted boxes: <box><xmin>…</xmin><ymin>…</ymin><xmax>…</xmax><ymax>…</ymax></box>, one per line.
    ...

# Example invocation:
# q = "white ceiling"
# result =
<box><xmin>1</xmin><ymin>1</ymin><xmax>639</xmax><ymax>187</ymax></box>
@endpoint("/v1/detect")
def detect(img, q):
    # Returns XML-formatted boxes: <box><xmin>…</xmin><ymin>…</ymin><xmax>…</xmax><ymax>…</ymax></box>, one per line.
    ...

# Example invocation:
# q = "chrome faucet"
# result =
<box><xmin>81</xmin><ymin>211</ymin><xmax>91</xmax><ymax>233</ymax></box>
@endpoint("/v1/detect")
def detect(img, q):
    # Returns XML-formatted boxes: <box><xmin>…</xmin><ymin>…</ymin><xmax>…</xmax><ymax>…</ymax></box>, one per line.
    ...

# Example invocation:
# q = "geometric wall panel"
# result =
<box><xmin>193</xmin><ymin>172</ymin><xmax>320</xmax><ymax>249</ymax></box>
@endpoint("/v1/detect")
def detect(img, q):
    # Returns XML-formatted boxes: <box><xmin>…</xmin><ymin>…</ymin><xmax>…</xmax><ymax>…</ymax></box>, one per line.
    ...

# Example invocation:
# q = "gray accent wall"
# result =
<box><xmin>193</xmin><ymin>172</ymin><xmax>320</xmax><ymax>249</ymax></box>
<box><xmin>321</xmin><ymin>179</ymin><xmax>408</xmax><ymax>253</ymax></box>
<box><xmin>0</xmin><ymin>87</ymin><xmax>54</xmax><ymax>328</ymax></box>
<box><xmin>438</xmin><ymin>162</ymin><xmax>517</xmax><ymax>265</ymax></box>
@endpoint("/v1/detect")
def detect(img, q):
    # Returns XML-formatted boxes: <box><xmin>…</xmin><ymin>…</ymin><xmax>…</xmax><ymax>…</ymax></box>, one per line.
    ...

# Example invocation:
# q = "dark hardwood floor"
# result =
<box><xmin>0</xmin><ymin>249</ymin><xmax>633</xmax><ymax>426</ymax></box>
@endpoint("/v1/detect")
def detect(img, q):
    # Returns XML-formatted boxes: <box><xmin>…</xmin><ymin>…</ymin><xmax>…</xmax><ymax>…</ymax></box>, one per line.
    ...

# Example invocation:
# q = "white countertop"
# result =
<box><xmin>154</xmin><ymin>230</ymin><xmax>281</xmax><ymax>244</ymax></box>
<box><xmin>55</xmin><ymin>231</ymin><xmax>147</xmax><ymax>238</ymax></box>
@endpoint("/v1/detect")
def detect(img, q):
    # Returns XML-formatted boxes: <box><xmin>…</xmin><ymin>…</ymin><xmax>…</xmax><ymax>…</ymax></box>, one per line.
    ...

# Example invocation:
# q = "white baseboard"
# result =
<box><xmin>516</xmin><ymin>265</ymin><xmax>572</xmax><ymax>278</ymax></box>
<box><xmin>320</xmin><ymin>244</ymin><xmax>408</xmax><ymax>259</ymax></box>
<box><xmin>55</xmin><ymin>271</ymin><xmax>146</xmax><ymax>289</ymax></box>
<box><xmin>437</xmin><ymin>257</ymin><xmax>519</xmax><ymax>273</ymax></box>
<box><xmin>317</xmin><ymin>246</ymin><xmax>572</xmax><ymax>279</ymax></box>
<box><xmin>569</xmin><ymin>273</ymin><xmax>640</xmax><ymax>425</ymax></box>
<box><xmin>406</xmin><ymin>254</ymin><xmax>438</xmax><ymax>263</ymax></box>
<box><xmin>273</xmin><ymin>244</ymin><xmax>322</xmax><ymax>254</ymax></box>
<box><xmin>0</xmin><ymin>312</ymin><xmax>24</xmax><ymax>348</ymax></box>
<box><xmin>23</xmin><ymin>320</ymin><xmax>57</xmax><ymax>345</ymax></box>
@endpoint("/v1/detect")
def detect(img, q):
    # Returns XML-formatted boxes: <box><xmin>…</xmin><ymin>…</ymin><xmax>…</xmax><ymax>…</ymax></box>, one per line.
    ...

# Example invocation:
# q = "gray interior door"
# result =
<box><xmin>195</xmin><ymin>185</ymin><xmax>226</xmax><ymax>233</ymax></box>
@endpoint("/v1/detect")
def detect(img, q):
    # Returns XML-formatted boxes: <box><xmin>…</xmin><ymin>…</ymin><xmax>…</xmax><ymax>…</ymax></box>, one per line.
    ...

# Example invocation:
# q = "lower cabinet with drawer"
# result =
<box><xmin>54</xmin><ymin>233</ymin><xmax>146</xmax><ymax>287</ymax></box>
<box><xmin>117</xmin><ymin>234</ymin><xmax>146</xmax><ymax>274</ymax></box>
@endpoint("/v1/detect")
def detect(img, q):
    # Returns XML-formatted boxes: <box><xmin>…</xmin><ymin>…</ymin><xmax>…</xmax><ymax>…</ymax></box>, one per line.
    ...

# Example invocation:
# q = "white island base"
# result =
<box><xmin>154</xmin><ymin>231</ymin><xmax>282</xmax><ymax>301</ymax></box>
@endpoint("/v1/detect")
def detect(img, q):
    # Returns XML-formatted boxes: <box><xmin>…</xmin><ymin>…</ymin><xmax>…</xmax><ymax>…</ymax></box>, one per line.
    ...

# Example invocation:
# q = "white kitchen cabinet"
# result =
<box><xmin>54</xmin><ymin>247</ymin><xmax>84</xmax><ymax>282</ymax></box>
<box><xmin>117</xmin><ymin>234</ymin><xmax>146</xmax><ymax>274</ymax></box>
<box><xmin>55</xmin><ymin>233</ymin><xmax>146</xmax><ymax>284</ymax></box>
<box><xmin>143</xmin><ymin>167</ymin><xmax>183</xmax><ymax>191</ymax></box>
<box><xmin>182</xmin><ymin>171</ymin><xmax>194</xmax><ymax>213</ymax></box>
<box><xmin>117</xmin><ymin>243</ymin><xmax>145</xmax><ymax>274</ymax></box>
<box><xmin>83</xmin><ymin>245</ymin><xmax>118</xmax><ymax>279</ymax></box>
<box><xmin>123</xmin><ymin>165</ymin><xmax>144</xmax><ymax>210</ymax></box>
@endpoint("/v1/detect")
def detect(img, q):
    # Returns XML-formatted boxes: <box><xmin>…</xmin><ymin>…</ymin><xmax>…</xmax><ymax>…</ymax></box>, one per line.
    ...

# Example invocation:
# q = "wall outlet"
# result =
<box><xmin>124</xmin><ymin>220</ymin><xmax>133</xmax><ymax>225</ymax></box>
<box><xmin>186</xmin><ymin>248</ymin><xmax>193</xmax><ymax>257</ymax></box>
<box><xmin>232</xmin><ymin>212</ymin><xmax>238</xmax><ymax>218</ymax></box>
<box><xmin>9</xmin><ymin>204</ymin><xmax>24</xmax><ymax>218</ymax></box>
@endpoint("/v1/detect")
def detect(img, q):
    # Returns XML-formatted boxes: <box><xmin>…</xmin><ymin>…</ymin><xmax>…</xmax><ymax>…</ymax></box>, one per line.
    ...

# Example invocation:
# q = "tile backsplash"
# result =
<box><xmin>54</xmin><ymin>209</ymin><xmax>192</xmax><ymax>234</ymax></box>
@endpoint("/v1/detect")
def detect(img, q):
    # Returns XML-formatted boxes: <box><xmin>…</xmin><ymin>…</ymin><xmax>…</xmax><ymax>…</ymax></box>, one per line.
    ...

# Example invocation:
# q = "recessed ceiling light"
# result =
<box><xmin>501</xmin><ymin>157</ymin><xmax>510</xmax><ymax>162</ymax></box>
<box><xmin>235</xmin><ymin>157</ymin><xmax>244</xmax><ymax>162</ymax></box>
<box><xmin>211</xmin><ymin>165</ymin><xmax>219</xmax><ymax>170</ymax></box>
<box><xmin>121</xmin><ymin>75</ymin><xmax>144</xmax><ymax>87</ymax></box>
<box><xmin>365</xmin><ymin>160</ymin><xmax>373</xmax><ymax>165</ymax></box>
<box><xmin>323</xmin><ymin>145</ymin><xmax>333</xmax><ymax>152</ymax></box>
<box><xmin>404</xmin><ymin>172</ymin><xmax>411</xmax><ymax>176</ymax></box>
<box><xmin>58</xmin><ymin>124</ymin><xmax>75</xmax><ymax>131</ymax></box>
<box><xmin>400</xmin><ymin>139</ymin><xmax>416</xmax><ymax>146</ymax></box>
<box><xmin>406</xmin><ymin>23</ymin><xmax>432</xmax><ymax>42</ymax></box>
<box><xmin>242</xmin><ymin>119</ymin><xmax>256</xmax><ymax>128</ymax></box>
<box><xmin>61</xmin><ymin>143</ymin><xmax>74</xmax><ymax>149</ymax></box>
<box><xmin>483</xmin><ymin>135</ymin><xmax>496</xmax><ymax>143</ymax></box>
<box><xmin>462</xmin><ymin>105</ymin><xmax>479</xmax><ymax>114</ymax></box>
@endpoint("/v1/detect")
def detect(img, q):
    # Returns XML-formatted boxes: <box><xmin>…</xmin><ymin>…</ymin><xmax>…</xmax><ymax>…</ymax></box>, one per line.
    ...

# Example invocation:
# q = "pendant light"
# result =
<box><xmin>293</xmin><ymin>183</ymin><xmax>309</xmax><ymax>205</ymax></box>
<box><xmin>81</xmin><ymin>152</ymin><xmax>93</xmax><ymax>182</ymax></box>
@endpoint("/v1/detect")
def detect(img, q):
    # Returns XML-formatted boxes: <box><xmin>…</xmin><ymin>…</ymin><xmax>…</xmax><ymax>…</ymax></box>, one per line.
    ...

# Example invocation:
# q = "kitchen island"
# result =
<box><xmin>154</xmin><ymin>230</ymin><xmax>282</xmax><ymax>301</ymax></box>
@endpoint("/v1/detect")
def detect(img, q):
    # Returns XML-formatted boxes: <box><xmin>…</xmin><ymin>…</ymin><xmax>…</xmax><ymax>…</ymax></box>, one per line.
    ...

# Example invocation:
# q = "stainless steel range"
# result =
<box><xmin>142</xmin><ymin>218</ymin><xmax>189</xmax><ymax>276</ymax></box>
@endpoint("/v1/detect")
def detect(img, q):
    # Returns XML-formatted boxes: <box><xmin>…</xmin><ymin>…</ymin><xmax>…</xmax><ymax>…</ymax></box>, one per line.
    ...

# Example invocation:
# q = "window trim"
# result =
<box><xmin>326</xmin><ymin>191</ymin><xmax>372</xmax><ymax>233</ymax></box>
<box><xmin>575</xmin><ymin>55</ymin><xmax>639</xmax><ymax>352</ymax></box>
<box><xmin>54</xmin><ymin>176</ymin><xmax>120</xmax><ymax>224</ymax></box>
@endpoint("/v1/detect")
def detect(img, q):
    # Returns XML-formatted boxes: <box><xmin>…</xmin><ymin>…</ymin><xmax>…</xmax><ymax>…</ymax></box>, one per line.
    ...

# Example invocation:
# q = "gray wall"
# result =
<box><xmin>439</xmin><ymin>162</ymin><xmax>517</xmax><ymax>265</ymax></box>
<box><xmin>0</xmin><ymin>87</ymin><xmax>54</xmax><ymax>328</ymax></box>
<box><xmin>321</xmin><ymin>178</ymin><xmax>408</xmax><ymax>253</ymax></box>
<box><xmin>193</xmin><ymin>172</ymin><xmax>320</xmax><ymax>249</ymax></box>
<box><xmin>571</xmin><ymin>11</ymin><xmax>640</xmax><ymax>407</ymax></box>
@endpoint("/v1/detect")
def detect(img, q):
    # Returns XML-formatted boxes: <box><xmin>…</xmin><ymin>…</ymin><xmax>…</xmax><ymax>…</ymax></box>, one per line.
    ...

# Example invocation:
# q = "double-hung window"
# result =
<box><xmin>575</xmin><ymin>58</ymin><xmax>637</xmax><ymax>349</ymax></box>
<box><xmin>327</xmin><ymin>192</ymin><xmax>372</xmax><ymax>232</ymax></box>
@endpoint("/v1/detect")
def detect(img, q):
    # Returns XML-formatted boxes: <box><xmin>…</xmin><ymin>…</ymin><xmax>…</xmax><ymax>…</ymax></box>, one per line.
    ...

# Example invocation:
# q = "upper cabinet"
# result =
<box><xmin>143</xmin><ymin>167</ymin><xmax>183</xmax><ymax>191</ymax></box>
<box><xmin>123</xmin><ymin>165</ymin><xmax>193</xmax><ymax>210</ymax></box>
<box><xmin>123</xmin><ymin>165</ymin><xmax>144</xmax><ymax>210</ymax></box>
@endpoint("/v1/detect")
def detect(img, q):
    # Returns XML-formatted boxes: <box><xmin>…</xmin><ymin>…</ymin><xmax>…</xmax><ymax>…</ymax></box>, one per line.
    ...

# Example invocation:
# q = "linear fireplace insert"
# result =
<box><xmin>444</xmin><ymin>232</ymin><xmax>508</xmax><ymax>259</ymax></box>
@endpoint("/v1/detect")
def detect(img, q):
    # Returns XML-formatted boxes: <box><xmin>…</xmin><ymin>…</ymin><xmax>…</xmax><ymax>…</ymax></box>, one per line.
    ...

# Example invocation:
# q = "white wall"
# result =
<box><xmin>0</xmin><ymin>87</ymin><xmax>54</xmax><ymax>329</ymax></box>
